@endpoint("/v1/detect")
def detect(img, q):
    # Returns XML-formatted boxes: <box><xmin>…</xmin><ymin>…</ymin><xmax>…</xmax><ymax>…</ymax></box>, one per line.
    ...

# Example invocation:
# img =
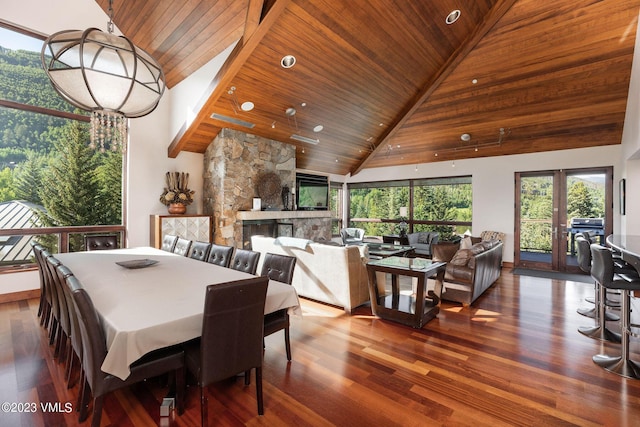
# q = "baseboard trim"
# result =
<box><xmin>0</xmin><ymin>289</ymin><xmax>40</xmax><ymax>305</ymax></box>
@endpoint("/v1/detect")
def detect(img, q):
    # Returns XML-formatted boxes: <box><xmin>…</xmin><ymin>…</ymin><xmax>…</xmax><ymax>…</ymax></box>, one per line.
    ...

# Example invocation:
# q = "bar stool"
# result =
<box><xmin>575</xmin><ymin>236</ymin><xmax>619</xmax><ymax>321</ymax></box>
<box><xmin>578</xmin><ymin>232</ymin><xmax>622</xmax><ymax>308</ymax></box>
<box><xmin>590</xmin><ymin>244</ymin><xmax>640</xmax><ymax>379</ymax></box>
<box><xmin>578</xmin><ymin>244</ymin><xmax>624</xmax><ymax>343</ymax></box>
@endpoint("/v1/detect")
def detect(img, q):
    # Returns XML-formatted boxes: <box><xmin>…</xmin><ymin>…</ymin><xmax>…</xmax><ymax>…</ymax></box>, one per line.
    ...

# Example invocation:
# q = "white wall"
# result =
<box><xmin>347</xmin><ymin>145</ymin><xmax>623</xmax><ymax>263</ymax></box>
<box><xmin>619</xmin><ymin>8</ymin><xmax>640</xmax><ymax>235</ymax></box>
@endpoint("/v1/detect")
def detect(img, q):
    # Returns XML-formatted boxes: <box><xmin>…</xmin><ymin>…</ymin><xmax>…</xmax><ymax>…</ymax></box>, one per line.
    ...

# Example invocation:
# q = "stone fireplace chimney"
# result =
<box><xmin>203</xmin><ymin>129</ymin><xmax>296</xmax><ymax>246</ymax></box>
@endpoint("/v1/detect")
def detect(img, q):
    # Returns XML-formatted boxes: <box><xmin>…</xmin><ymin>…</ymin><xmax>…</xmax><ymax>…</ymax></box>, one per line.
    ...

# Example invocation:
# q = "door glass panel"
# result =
<box><xmin>565</xmin><ymin>173</ymin><xmax>606</xmax><ymax>266</ymax></box>
<box><xmin>519</xmin><ymin>175</ymin><xmax>553</xmax><ymax>264</ymax></box>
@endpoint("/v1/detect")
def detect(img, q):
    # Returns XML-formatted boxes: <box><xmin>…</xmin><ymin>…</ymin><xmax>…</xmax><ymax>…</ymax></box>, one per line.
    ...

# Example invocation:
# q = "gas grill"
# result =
<box><xmin>567</xmin><ymin>218</ymin><xmax>605</xmax><ymax>255</ymax></box>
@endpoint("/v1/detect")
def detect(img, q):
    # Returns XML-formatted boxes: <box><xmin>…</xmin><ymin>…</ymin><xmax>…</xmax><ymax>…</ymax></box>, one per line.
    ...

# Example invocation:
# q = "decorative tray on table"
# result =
<box><xmin>115</xmin><ymin>259</ymin><xmax>159</xmax><ymax>269</ymax></box>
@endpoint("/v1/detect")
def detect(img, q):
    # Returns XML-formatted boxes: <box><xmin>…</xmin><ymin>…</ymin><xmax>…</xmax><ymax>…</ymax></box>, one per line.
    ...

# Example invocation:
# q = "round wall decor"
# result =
<box><xmin>256</xmin><ymin>172</ymin><xmax>282</xmax><ymax>204</ymax></box>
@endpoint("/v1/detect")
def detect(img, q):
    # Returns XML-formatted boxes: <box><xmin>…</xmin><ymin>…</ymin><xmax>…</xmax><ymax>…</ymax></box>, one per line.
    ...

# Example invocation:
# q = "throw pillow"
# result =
<box><xmin>417</xmin><ymin>232</ymin><xmax>430</xmax><ymax>244</ymax></box>
<box><xmin>460</xmin><ymin>236</ymin><xmax>473</xmax><ymax>250</ymax></box>
<box><xmin>450</xmin><ymin>249</ymin><xmax>472</xmax><ymax>266</ymax></box>
<box><xmin>470</xmin><ymin>243</ymin><xmax>486</xmax><ymax>255</ymax></box>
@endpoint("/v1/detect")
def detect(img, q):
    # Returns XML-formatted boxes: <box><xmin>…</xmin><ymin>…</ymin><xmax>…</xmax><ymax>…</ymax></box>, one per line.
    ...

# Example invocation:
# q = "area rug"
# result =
<box><xmin>511</xmin><ymin>268</ymin><xmax>593</xmax><ymax>284</ymax></box>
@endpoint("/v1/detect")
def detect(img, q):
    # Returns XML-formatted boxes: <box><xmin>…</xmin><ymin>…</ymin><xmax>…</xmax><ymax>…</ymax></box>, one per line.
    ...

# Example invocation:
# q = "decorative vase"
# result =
<box><xmin>168</xmin><ymin>203</ymin><xmax>187</xmax><ymax>215</ymax></box>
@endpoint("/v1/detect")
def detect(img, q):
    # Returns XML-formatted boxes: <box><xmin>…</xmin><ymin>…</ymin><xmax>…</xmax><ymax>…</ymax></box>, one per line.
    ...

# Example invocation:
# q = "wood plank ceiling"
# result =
<box><xmin>98</xmin><ymin>0</ymin><xmax>640</xmax><ymax>176</ymax></box>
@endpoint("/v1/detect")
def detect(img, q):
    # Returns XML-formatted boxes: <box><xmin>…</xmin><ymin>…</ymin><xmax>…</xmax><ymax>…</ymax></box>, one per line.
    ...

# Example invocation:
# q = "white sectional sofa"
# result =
<box><xmin>251</xmin><ymin>236</ymin><xmax>370</xmax><ymax>313</ymax></box>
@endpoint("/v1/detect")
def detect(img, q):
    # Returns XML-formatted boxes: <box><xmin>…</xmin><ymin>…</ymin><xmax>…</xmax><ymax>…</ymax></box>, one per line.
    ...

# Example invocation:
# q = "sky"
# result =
<box><xmin>0</xmin><ymin>27</ymin><xmax>43</xmax><ymax>53</ymax></box>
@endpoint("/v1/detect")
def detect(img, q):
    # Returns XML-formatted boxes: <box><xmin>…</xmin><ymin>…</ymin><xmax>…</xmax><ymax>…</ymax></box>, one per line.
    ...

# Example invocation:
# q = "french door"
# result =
<box><xmin>514</xmin><ymin>167</ymin><xmax>613</xmax><ymax>273</ymax></box>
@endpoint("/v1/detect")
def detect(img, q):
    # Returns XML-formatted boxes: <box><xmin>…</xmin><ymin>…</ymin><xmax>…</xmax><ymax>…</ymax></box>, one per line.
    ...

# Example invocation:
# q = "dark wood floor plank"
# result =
<box><xmin>1</xmin><ymin>270</ymin><xmax>640</xmax><ymax>426</ymax></box>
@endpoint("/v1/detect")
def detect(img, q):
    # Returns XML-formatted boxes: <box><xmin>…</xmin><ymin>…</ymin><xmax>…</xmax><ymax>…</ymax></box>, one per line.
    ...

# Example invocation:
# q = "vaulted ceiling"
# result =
<box><xmin>98</xmin><ymin>0</ymin><xmax>640</xmax><ymax>176</ymax></box>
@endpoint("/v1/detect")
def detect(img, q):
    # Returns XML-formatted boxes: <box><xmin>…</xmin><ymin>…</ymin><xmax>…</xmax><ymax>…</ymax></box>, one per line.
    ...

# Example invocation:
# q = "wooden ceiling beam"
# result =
<box><xmin>351</xmin><ymin>0</ymin><xmax>518</xmax><ymax>176</ymax></box>
<box><xmin>244</xmin><ymin>0</ymin><xmax>265</xmax><ymax>40</ymax></box>
<box><xmin>168</xmin><ymin>0</ymin><xmax>290</xmax><ymax>158</ymax></box>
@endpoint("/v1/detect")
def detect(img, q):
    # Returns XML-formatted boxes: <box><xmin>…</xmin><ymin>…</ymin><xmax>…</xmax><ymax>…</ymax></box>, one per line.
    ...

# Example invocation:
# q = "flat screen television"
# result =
<box><xmin>296</xmin><ymin>173</ymin><xmax>329</xmax><ymax>210</ymax></box>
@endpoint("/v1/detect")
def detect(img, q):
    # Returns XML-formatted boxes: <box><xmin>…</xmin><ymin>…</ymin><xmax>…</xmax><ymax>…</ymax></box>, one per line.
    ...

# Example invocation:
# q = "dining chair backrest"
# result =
<box><xmin>31</xmin><ymin>241</ymin><xmax>47</xmax><ymax>318</ymax></box>
<box><xmin>161</xmin><ymin>234</ymin><xmax>178</xmax><ymax>252</ymax></box>
<box><xmin>190</xmin><ymin>241</ymin><xmax>212</xmax><ymax>261</ymax></box>
<box><xmin>42</xmin><ymin>251</ymin><xmax>62</xmax><ymax>326</ymax></box>
<box><xmin>172</xmin><ymin>237</ymin><xmax>192</xmax><ymax>257</ymax></box>
<box><xmin>259</xmin><ymin>253</ymin><xmax>296</xmax><ymax>361</ymax></box>
<box><xmin>199</xmin><ymin>276</ymin><xmax>268</xmax><ymax>384</ymax></box>
<box><xmin>260</xmin><ymin>253</ymin><xmax>297</xmax><ymax>285</ymax></box>
<box><xmin>206</xmin><ymin>244</ymin><xmax>234</xmax><ymax>267</ymax></box>
<box><xmin>69</xmin><ymin>276</ymin><xmax>108</xmax><ymax>390</ymax></box>
<box><xmin>85</xmin><ymin>234</ymin><xmax>118</xmax><ymax>251</ymax></box>
<box><xmin>576</xmin><ymin>236</ymin><xmax>592</xmax><ymax>274</ymax></box>
<box><xmin>47</xmin><ymin>256</ymin><xmax>73</xmax><ymax>339</ymax></box>
<box><xmin>230</xmin><ymin>249</ymin><xmax>260</xmax><ymax>275</ymax></box>
<box><xmin>57</xmin><ymin>264</ymin><xmax>82</xmax><ymax>358</ymax></box>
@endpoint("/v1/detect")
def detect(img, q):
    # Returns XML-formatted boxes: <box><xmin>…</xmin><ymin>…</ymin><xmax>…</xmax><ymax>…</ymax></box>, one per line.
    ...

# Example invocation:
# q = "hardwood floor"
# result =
<box><xmin>2</xmin><ymin>270</ymin><xmax>640</xmax><ymax>426</ymax></box>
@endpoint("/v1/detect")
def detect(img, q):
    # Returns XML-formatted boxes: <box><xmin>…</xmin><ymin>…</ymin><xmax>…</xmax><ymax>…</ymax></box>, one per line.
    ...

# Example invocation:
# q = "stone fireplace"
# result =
<box><xmin>203</xmin><ymin>129</ymin><xmax>332</xmax><ymax>247</ymax></box>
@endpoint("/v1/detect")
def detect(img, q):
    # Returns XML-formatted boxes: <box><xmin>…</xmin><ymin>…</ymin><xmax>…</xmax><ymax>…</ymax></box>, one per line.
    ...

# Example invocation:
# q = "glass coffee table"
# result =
<box><xmin>366</xmin><ymin>256</ymin><xmax>446</xmax><ymax>328</ymax></box>
<box><xmin>365</xmin><ymin>243</ymin><xmax>415</xmax><ymax>258</ymax></box>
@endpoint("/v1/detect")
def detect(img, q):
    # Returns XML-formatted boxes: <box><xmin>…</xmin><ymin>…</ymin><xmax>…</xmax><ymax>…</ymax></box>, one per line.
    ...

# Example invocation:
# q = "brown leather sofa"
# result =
<box><xmin>432</xmin><ymin>239</ymin><xmax>503</xmax><ymax>306</ymax></box>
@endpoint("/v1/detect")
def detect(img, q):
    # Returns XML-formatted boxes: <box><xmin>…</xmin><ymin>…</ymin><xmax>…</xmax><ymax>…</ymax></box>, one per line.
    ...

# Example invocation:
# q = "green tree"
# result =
<box><xmin>0</xmin><ymin>167</ymin><xmax>15</xmax><ymax>202</ymax></box>
<box><xmin>567</xmin><ymin>181</ymin><xmax>597</xmax><ymax>219</ymax></box>
<box><xmin>12</xmin><ymin>150</ymin><xmax>45</xmax><ymax>205</ymax></box>
<box><xmin>36</xmin><ymin>122</ymin><xmax>110</xmax><ymax>250</ymax></box>
<box><xmin>94</xmin><ymin>149</ymin><xmax>123</xmax><ymax>225</ymax></box>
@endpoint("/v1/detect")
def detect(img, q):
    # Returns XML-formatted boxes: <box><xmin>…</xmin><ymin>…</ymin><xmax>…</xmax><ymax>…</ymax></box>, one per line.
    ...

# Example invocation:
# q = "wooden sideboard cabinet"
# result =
<box><xmin>150</xmin><ymin>215</ymin><xmax>213</xmax><ymax>249</ymax></box>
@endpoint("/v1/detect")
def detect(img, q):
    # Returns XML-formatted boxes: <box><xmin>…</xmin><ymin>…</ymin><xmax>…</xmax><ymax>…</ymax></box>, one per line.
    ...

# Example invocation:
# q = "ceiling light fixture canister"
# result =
<box><xmin>281</xmin><ymin>55</ymin><xmax>296</xmax><ymax>68</ymax></box>
<box><xmin>446</xmin><ymin>10</ymin><xmax>461</xmax><ymax>25</ymax></box>
<box><xmin>41</xmin><ymin>0</ymin><xmax>165</xmax><ymax>151</ymax></box>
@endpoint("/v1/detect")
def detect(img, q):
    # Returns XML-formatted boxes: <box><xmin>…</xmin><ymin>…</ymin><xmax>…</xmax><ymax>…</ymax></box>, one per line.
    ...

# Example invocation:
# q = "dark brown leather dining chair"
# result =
<box><xmin>85</xmin><ymin>234</ymin><xmax>118</xmax><ymax>251</ymax></box>
<box><xmin>190</xmin><ymin>241</ymin><xmax>212</xmax><ymax>261</ymax></box>
<box><xmin>46</xmin><ymin>255</ymin><xmax>73</xmax><ymax>362</ymax></box>
<box><xmin>172</xmin><ymin>237</ymin><xmax>192</xmax><ymax>257</ymax></box>
<box><xmin>57</xmin><ymin>264</ymin><xmax>83</xmax><ymax>389</ymax></box>
<box><xmin>184</xmin><ymin>276</ymin><xmax>268</xmax><ymax>426</ymax></box>
<box><xmin>161</xmin><ymin>234</ymin><xmax>178</xmax><ymax>252</ymax></box>
<box><xmin>69</xmin><ymin>276</ymin><xmax>185</xmax><ymax>427</ymax></box>
<box><xmin>206</xmin><ymin>243</ymin><xmax>234</xmax><ymax>267</ymax></box>
<box><xmin>41</xmin><ymin>250</ymin><xmax>61</xmax><ymax>345</ymax></box>
<box><xmin>30</xmin><ymin>241</ymin><xmax>48</xmax><ymax>323</ymax></box>
<box><xmin>260</xmin><ymin>253</ymin><xmax>297</xmax><ymax>361</ymax></box>
<box><xmin>230</xmin><ymin>249</ymin><xmax>261</xmax><ymax>275</ymax></box>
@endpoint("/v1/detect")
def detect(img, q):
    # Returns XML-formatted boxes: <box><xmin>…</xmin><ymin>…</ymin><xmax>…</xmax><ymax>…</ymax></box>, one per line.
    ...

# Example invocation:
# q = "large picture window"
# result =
<box><xmin>348</xmin><ymin>177</ymin><xmax>471</xmax><ymax>240</ymax></box>
<box><xmin>0</xmin><ymin>22</ymin><xmax>124</xmax><ymax>266</ymax></box>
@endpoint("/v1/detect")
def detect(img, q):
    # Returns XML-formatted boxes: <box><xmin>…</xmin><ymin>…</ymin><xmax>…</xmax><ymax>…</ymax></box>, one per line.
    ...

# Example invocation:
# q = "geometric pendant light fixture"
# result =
<box><xmin>40</xmin><ymin>0</ymin><xmax>165</xmax><ymax>151</ymax></box>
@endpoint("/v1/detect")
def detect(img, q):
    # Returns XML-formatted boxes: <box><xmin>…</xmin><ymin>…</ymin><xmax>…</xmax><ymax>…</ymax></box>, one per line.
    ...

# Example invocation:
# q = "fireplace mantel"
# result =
<box><xmin>236</xmin><ymin>210</ymin><xmax>332</xmax><ymax>221</ymax></box>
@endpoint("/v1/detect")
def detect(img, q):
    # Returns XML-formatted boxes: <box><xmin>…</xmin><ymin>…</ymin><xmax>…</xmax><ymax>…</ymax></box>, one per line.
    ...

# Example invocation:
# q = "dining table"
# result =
<box><xmin>56</xmin><ymin>247</ymin><xmax>301</xmax><ymax>380</ymax></box>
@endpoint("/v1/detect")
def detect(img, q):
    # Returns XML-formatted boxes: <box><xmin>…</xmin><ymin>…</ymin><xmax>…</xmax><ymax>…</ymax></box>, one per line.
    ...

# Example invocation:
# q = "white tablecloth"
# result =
<box><xmin>57</xmin><ymin>247</ymin><xmax>301</xmax><ymax>380</ymax></box>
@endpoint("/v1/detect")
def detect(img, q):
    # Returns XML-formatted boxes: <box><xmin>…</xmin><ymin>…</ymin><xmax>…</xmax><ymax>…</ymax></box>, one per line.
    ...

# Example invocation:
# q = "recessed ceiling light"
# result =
<box><xmin>313</xmin><ymin>125</ymin><xmax>323</xmax><ymax>133</ymax></box>
<box><xmin>461</xmin><ymin>133</ymin><xmax>471</xmax><ymax>141</ymax></box>
<box><xmin>240</xmin><ymin>101</ymin><xmax>254</xmax><ymax>111</ymax></box>
<box><xmin>472</xmin><ymin>78</ymin><xmax>478</xmax><ymax>84</ymax></box>
<box><xmin>446</xmin><ymin>10</ymin><xmax>461</xmax><ymax>25</ymax></box>
<box><xmin>281</xmin><ymin>55</ymin><xmax>296</xmax><ymax>68</ymax></box>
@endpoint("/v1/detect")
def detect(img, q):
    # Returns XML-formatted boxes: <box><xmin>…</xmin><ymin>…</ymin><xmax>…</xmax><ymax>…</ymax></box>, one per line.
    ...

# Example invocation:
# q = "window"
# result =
<box><xmin>412</xmin><ymin>177</ymin><xmax>472</xmax><ymax>239</ymax></box>
<box><xmin>348</xmin><ymin>180</ymin><xmax>410</xmax><ymax>237</ymax></box>
<box><xmin>348</xmin><ymin>177</ymin><xmax>472</xmax><ymax>240</ymax></box>
<box><xmin>0</xmin><ymin>22</ymin><xmax>124</xmax><ymax>266</ymax></box>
